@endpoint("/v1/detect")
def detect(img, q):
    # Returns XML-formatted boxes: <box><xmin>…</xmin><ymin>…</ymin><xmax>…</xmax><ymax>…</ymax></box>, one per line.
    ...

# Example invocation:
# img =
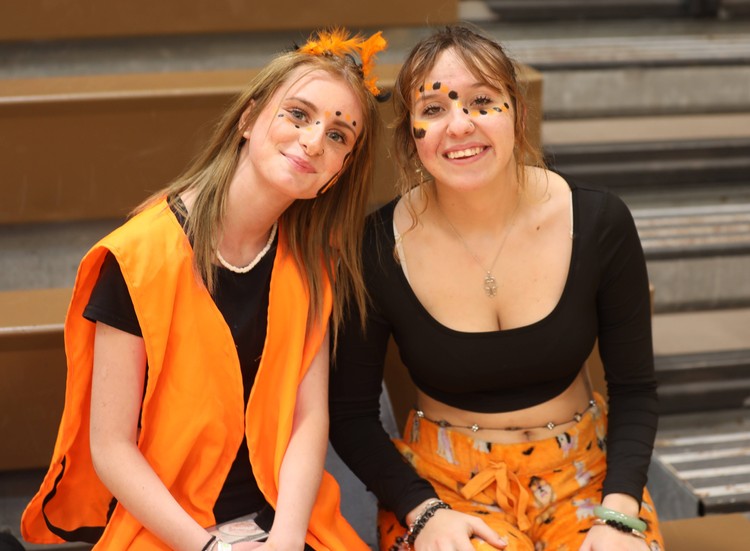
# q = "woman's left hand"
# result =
<box><xmin>579</xmin><ymin>524</ymin><xmax>650</xmax><ymax>551</ymax></box>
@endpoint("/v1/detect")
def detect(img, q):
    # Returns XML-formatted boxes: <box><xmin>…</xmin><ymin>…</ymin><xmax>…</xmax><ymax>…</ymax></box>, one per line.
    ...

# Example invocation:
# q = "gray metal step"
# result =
<box><xmin>546</xmin><ymin>137</ymin><xmax>750</xmax><ymax>196</ymax></box>
<box><xmin>655</xmin><ymin>349</ymin><xmax>750</xmax><ymax>414</ymax></box>
<box><xmin>634</xmin><ymin>203</ymin><xmax>750</xmax><ymax>260</ymax></box>
<box><xmin>652</xmin><ymin>409</ymin><xmax>750</xmax><ymax>516</ymax></box>
<box><xmin>486</xmin><ymin>0</ymin><xmax>709</xmax><ymax>21</ymax></box>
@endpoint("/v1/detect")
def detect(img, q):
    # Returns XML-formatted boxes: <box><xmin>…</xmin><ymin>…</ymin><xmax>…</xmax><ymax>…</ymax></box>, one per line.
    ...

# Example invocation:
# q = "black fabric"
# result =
<box><xmin>83</xmin><ymin>197</ymin><xmax>275</xmax><ymax>522</ymax></box>
<box><xmin>329</xmin><ymin>181</ymin><xmax>658</xmax><ymax>524</ymax></box>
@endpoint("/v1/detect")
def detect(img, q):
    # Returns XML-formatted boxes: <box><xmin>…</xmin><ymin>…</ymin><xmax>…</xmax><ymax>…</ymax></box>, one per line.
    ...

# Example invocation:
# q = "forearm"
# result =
<box><xmin>269</xmin><ymin>407</ymin><xmax>328</xmax><ymax>548</ymax></box>
<box><xmin>602</xmin><ymin>386</ymin><xmax>658</xmax><ymax>502</ymax></box>
<box><xmin>91</xmin><ymin>440</ymin><xmax>211</xmax><ymax>551</ymax></box>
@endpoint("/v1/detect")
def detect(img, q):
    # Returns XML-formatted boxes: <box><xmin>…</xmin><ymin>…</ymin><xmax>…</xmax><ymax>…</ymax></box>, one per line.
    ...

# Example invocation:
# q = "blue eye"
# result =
<box><xmin>327</xmin><ymin>130</ymin><xmax>346</xmax><ymax>144</ymax></box>
<box><xmin>288</xmin><ymin>108</ymin><xmax>308</xmax><ymax>122</ymax></box>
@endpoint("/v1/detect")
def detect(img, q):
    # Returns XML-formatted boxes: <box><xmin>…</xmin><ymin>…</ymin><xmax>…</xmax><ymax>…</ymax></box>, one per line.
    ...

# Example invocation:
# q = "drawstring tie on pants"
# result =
<box><xmin>459</xmin><ymin>460</ymin><xmax>531</xmax><ymax>532</ymax></box>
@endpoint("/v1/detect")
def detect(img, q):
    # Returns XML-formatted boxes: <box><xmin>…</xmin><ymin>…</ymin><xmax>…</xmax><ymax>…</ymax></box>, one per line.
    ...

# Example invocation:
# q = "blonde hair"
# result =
<box><xmin>135</xmin><ymin>49</ymin><xmax>380</xmax><ymax>342</ymax></box>
<box><xmin>393</xmin><ymin>25</ymin><xmax>545</xmax><ymax>201</ymax></box>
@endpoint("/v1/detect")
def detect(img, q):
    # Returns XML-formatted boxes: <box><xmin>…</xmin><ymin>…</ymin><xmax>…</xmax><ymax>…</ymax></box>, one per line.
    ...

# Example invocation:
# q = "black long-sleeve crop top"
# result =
<box><xmin>329</xmin><ymin>181</ymin><xmax>658</xmax><ymax>525</ymax></box>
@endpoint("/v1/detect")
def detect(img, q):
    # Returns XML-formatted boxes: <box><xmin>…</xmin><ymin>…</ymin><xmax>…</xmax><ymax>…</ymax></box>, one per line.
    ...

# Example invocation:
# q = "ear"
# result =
<box><xmin>238</xmin><ymin>100</ymin><xmax>256</xmax><ymax>138</ymax></box>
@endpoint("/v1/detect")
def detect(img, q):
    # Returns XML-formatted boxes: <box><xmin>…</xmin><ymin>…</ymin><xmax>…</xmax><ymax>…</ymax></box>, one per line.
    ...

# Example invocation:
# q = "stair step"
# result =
<box><xmin>655</xmin><ymin>349</ymin><xmax>750</xmax><ymax>384</ymax></box>
<box><xmin>486</xmin><ymin>0</ymin><xmax>704</xmax><ymax>21</ymax></box>
<box><xmin>652</xmin><ymin>409</ymin><xmax>750</xmax><ymax>515</ymax></box>
<box><xmin>510</xmin><ymin>33</ymin><xmax>750</xmax><ymax>70</ymax></box>
<box><xmin>658</xmin><ymin>378</ymin><xmax>750</xmax><ymax>414</ymax></box>
<box><xmin>654</xmin><ymin>349</ymin><xmax>750</xmax><ymax>415</ymax></box>
<box><xmin>634</xmin><ymin>203</ymin><xmax>750</xmax><ymax>260</ymax></box>
<box><xmin>547</xmin><ymin>137</ymin><xmax>750</xmax><ymax>193</ymax></box>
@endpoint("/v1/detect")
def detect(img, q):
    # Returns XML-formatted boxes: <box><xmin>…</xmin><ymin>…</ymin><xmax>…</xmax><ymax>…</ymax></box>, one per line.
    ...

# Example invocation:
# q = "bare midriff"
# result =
<box><xmin>415</xmin><ymin>368</ymin><xmax>593</xmax><ymax>444</ymax></box>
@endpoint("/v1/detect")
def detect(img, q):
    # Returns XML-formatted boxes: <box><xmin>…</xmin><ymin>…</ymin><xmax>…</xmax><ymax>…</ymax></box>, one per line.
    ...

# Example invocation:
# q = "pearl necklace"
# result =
<box><xmin>216</xmin><ymin>221</ymin><xmax>277</xmax><ymax>274</ymax></box>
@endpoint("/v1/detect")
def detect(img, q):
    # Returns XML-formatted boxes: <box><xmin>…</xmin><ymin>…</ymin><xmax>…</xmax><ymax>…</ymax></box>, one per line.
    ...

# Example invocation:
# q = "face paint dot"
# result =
<box><xmin>432</xmin><ymin>82</ymin><xmax>442</xmax><ymax>90</ymax></box>
<box><xmin>352</xmin><ymin>121</ymin><xmax>357</xmax><ymax>127</ymax></box>
<box><xmin>294</xmin><ymin>125</ymin><xmax>300</xmax><ymax>129</ymax></box>
<box><xmin>277</xmin><ymin>113</ymin><xmax>284</xmax><ymax>118</ymax></box>
<box><xmin>479</xmin><ymin>110</ymin><xmax>487</xmax><ymax>115</ymax></box>
<box><xmin>413</xmin><ymin>127</ymin><xmax>427</xmax><ymax>139</ymax></box>
<box><xmin>419</xmin><ymin>85</ymin><xmax>424</xmax><ymax>93</ymax></box>
<box><xmin>462</xmin><ymin>108</ymin><xmax>469</xmax><ymax>114</ymax></box>
<box><xmin>504</xmin><ymin>102</ymin><xmax>510</xmax><ymax>109</ymax></box>
<box><xmin>493</xmin><ymin>107</ymin><xmax>502</xmax><ymax>112</ymax></box>
<box><xmin>335</xmin><ymin>111</ymin><xmax>342</xmax><ymax>116</ymax></box>
<box><xmin>448</xmin><ymin>91</ymin><xmax>458</xmax><ymax>100</ymax></box>
<box><xmin>315</xmin><ymin>120</ymin><xmax>321</xmax><ymax>125</ymax></box>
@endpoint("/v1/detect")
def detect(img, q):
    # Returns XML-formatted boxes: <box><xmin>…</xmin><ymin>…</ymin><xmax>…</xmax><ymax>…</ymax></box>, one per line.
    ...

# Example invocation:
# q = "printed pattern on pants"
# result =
<box><xmin>378</xmin><ymin>394</ymin><xmax>664</xmax><ymax>551</ymax></box>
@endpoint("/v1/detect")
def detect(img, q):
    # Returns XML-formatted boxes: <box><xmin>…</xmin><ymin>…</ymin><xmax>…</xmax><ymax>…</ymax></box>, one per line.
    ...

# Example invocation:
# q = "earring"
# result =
<box><xmin>415</xmin><ymin>165</ymin><xmax>431</xmax><ymax>185</ymax></box>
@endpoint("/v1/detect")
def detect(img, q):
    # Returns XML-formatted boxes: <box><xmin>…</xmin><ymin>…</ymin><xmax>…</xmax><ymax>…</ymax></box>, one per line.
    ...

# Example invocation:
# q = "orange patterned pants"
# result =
<box><xmin>378</xmin><ymin>395</ymin><xmax>664</xmax><ymax>551</ymax></box>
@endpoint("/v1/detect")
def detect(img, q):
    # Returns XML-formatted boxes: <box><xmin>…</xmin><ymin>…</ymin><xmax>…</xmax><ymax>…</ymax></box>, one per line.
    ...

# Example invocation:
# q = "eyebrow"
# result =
<box><xmin>415</xmin><ymin>82</ymin><xmax>498</xmax><ymax>103</ymax></box>
<box><xmin>288</xmin><ymin>96</ymin><xmax>358</xmax><ymax>136</ymax></box>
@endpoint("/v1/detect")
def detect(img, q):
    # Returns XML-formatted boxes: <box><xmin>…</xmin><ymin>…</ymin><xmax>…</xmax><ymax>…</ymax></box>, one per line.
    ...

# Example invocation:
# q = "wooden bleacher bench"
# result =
<box><xmin>0</xmin><ymin>0</ymin><xmax>458</xmax><ymax>42</ymax></box>
<box><xmin>0</xmin><ymin>288</ymin><xmax>71</xmax><ymax>471</ymax></box>
<box><xmin>0</xmin><ymin>64</ymin><xmax>541</xmax><ymax>225</ymax></box>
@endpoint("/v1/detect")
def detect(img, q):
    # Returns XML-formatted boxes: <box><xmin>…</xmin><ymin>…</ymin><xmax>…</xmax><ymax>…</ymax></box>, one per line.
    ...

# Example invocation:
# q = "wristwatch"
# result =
<box><xmin>217</xmin><ymin>541</ymin><xmax>233</xmax><ymax>551</ymax></box>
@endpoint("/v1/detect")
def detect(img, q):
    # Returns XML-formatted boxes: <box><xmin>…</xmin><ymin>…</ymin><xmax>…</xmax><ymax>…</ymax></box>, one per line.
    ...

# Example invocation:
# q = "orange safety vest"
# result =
<box><xmin>21</xmin><ymin>200</ymin><xmax>368</xmax><ymax>550</ymax></box>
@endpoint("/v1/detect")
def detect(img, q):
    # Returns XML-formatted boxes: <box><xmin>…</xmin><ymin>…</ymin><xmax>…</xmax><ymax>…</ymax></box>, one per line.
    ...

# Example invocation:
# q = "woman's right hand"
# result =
<box><xmin>412</xmin><ymin>507</ymin><xmax>508</xmax><ymax>551</ymax></box>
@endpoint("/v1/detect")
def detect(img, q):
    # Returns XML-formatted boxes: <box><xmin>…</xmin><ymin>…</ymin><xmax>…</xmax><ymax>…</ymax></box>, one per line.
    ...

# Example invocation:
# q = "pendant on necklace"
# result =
<box><xmin>484</xmin><ymin>273</ymin><xmax>498</xmax><ymax>297</ymax></box>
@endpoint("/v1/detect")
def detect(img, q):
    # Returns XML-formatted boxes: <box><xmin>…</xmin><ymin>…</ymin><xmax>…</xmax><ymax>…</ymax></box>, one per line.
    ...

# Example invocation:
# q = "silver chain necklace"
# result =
<box><xmin>437</xmin><ymin>195</ymin><xmax>521</xmax><ymax>298</ymax></box>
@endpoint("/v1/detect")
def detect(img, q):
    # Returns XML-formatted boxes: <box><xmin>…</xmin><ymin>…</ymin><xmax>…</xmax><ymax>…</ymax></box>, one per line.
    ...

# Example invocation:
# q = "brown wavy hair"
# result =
<box><xmin>392</xmin><ymin>24</ymin><xmax>545</xmax><ymax>200</ymax></box>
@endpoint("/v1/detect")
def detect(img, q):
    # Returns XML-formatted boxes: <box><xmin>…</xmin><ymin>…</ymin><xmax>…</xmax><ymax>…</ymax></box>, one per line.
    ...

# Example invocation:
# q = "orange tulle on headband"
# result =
<box><xmin>298</xmin><ymin>28</ymin><xmax>388</xmax><ymax>98</ymax></box>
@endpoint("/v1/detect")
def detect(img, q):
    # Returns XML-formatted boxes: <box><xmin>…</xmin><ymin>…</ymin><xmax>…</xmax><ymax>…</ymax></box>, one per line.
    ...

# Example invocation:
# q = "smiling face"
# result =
<box><xmin>411</xmin><ymin>48</ymin><xmax>516</xmax><ymax>191</ymax></box>
<box><xmin>242</xmin><ymin>67</ymin><xmax>363</xmax><ymax>200</ymax></box>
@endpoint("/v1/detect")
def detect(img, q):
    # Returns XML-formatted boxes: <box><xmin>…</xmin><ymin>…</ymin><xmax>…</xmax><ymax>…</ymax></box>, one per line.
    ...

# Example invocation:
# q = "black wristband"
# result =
<box><xmin>201</xmin><ymin>535</ymin><xmax>217</xmax><ymax>551</ymax></box>
<box><xmin>405</xmin><ymin>500</ymin><xmax>451</xmax><ymax>547</ymax></box>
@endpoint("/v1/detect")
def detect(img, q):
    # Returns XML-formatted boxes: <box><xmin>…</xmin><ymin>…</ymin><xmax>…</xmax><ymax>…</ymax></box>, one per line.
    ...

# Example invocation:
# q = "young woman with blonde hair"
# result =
<box><xmin>23</xmin><ymin>28</ymin><xmax>387</xmax><ymax>551</ymax></box>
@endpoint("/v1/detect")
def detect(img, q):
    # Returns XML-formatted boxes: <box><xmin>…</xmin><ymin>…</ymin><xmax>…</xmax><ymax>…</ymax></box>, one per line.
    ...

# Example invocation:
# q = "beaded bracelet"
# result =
<box><xmin>593</xmin><ymin>505</ymin><xmax>648</xmax><ymax>533</ymax></box>
<box><xmin>404</xmin><ymin>499</ymin><xmax>451</xmax><ymax>548</ymax></box>
<box><xmin>594</xmin><ymin>518</ymin><xmax>646</xmax><ymax>540</ymax></box>
<box><xmin>201</xmin><ymin>535</ymin><xmax>217</xmax><ymax>551</ymax></box>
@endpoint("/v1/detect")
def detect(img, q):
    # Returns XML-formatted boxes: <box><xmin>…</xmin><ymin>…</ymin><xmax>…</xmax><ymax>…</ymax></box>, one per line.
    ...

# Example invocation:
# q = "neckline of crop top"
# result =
<box><xmin>386</xmin><ymin>181</ymin><xmax>578</xmax><ymax>337</ymax></box>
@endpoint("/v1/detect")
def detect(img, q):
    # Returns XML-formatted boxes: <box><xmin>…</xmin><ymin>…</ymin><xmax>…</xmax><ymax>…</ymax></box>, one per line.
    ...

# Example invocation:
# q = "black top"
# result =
<box><xmin>329</xmin><ymin>182</ymin><xmax>658</xmax><ymax>524</ymax></box>
<box><xmin>84</xmin><ymin>198</ymin><xmax>276</xmax><ymax>523</ymax></box>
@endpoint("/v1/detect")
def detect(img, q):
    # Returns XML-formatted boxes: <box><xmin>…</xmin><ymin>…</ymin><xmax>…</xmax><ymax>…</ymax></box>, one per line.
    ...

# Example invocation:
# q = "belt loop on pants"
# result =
<box><xmin>459</xmin><ymin>460</ymin><xmax>531</xmax><ymax>532</ymax></box>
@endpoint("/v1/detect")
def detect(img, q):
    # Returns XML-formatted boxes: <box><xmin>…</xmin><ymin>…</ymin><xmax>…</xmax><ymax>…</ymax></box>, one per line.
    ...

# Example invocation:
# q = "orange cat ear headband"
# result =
<box><xmin>297</xmin><ymin>28</ymin><xmax>389</xmax><ymax>101</ymax></box>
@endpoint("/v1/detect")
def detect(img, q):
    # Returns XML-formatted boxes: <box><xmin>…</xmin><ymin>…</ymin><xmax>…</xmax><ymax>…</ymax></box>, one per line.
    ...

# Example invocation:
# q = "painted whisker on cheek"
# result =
<box><xmin>412</xmin><ymin>121</ymin><xmax>429</xmax><ymax>139</ymax></box>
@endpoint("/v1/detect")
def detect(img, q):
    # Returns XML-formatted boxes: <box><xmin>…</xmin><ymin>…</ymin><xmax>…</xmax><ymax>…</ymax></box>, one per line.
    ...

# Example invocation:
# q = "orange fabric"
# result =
<box><xmin>379</xmin><ymin>395</ymin><xmax>664</xmax><ymax>551</ymax></box>
<box><xmin>21</xmin><ymin>200</ymin><xmax>367</xmax><ymax>551</ymax></box>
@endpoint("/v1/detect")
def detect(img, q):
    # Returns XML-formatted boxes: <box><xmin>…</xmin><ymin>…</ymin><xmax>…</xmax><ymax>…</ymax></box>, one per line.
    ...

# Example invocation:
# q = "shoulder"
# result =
<box><xmin>105</xmin><ymin>200</ymin><xmax>176</xmax><ymax>247</ymax></box>
<box><xmin>557</xmin><ymin>176</ymin><xmax>636</xmax><ymax>234</ymax></box>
